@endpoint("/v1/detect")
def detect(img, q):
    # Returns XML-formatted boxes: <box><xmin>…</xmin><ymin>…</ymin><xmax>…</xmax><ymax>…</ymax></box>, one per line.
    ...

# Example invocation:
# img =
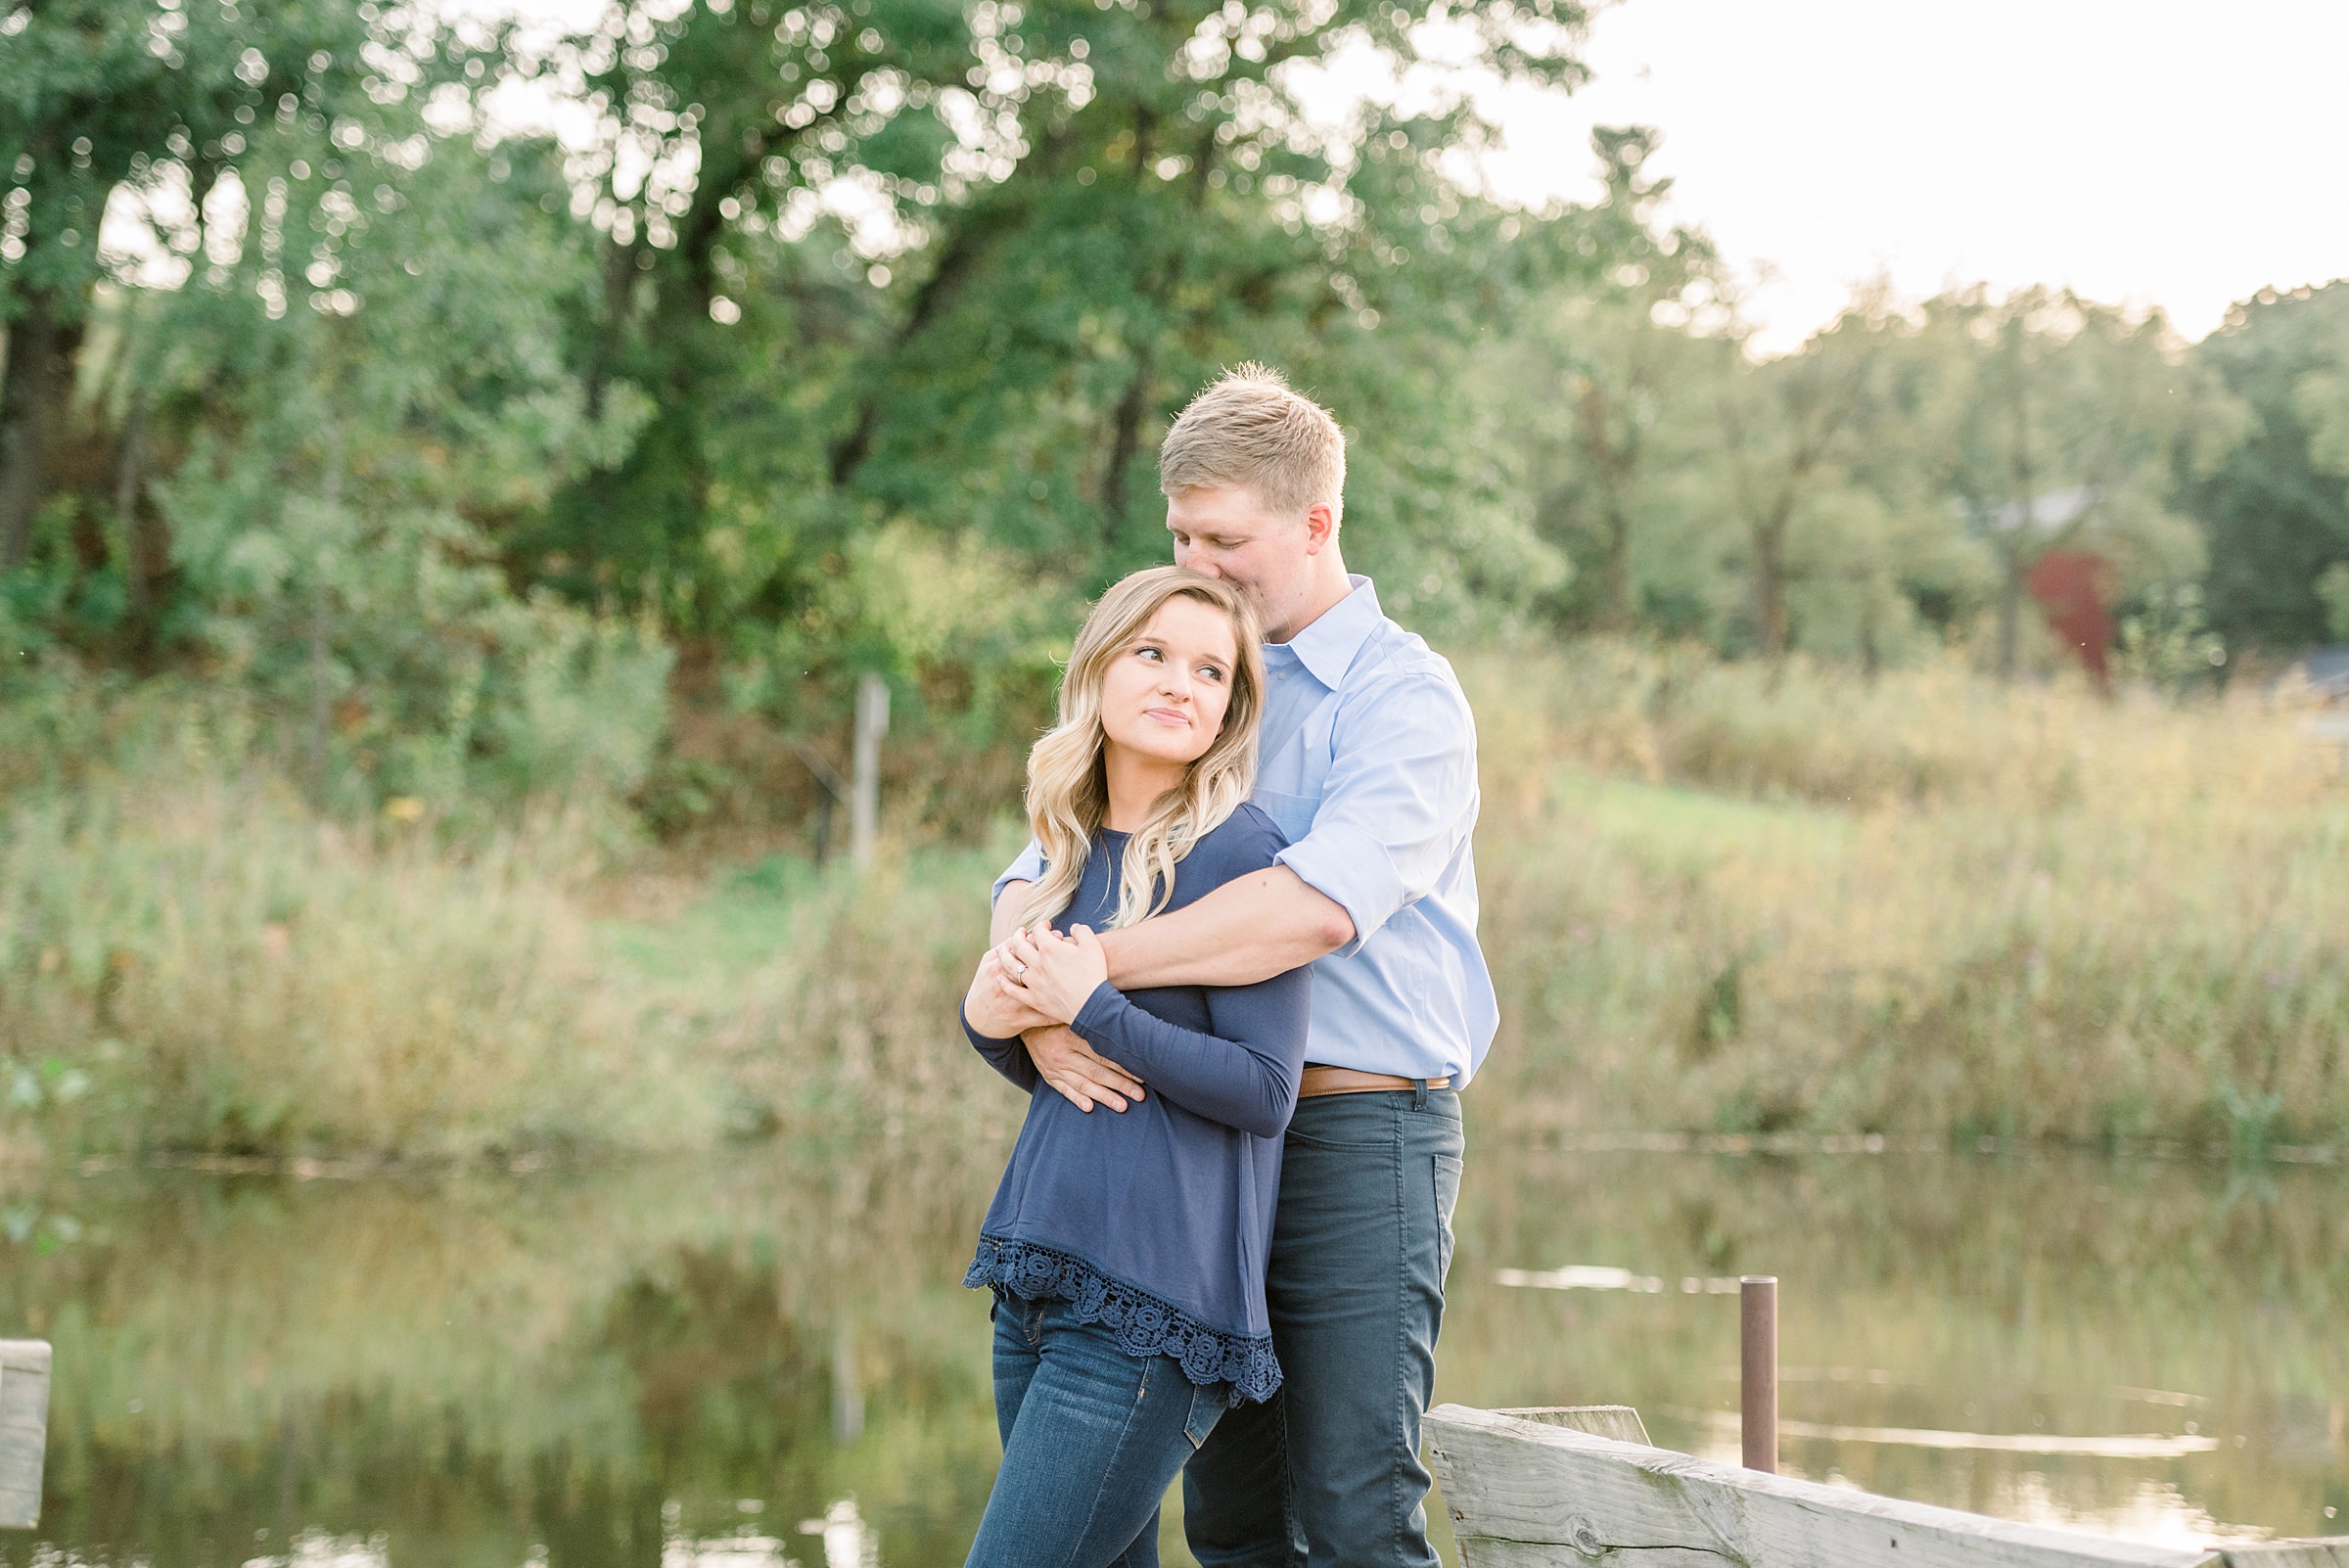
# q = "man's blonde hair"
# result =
<box><xmin>1158</xmin><ymin>363</ymin><xmax>1347</xmax><ymax>522</ymax></box>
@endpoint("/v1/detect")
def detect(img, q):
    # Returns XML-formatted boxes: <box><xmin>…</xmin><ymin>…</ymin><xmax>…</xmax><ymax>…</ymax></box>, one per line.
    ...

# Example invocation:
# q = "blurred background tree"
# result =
<box><xmin>4</xmin><ymin>0</ymin><xmax>2346</xmax><ymax>844</ymax></box>
<box><xmin>2182</xmin><ymin>283</ymin><xmax>2349</xmax><ymax>651</ymax></box>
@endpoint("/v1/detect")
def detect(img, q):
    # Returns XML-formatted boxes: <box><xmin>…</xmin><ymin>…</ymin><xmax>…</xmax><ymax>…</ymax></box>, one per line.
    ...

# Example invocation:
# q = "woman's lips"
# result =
<box><xmin>1142</xmin><ymin>707</ymin><xmax>1191</xmax><ymax>726</ymax></box>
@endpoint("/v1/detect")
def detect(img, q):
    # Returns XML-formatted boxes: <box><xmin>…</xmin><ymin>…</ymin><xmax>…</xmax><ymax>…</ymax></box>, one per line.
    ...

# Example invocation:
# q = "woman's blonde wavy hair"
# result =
<box><xmin>1016</xmin><ymin>568</ymin><xmax>1266</xmax><ymax>933</ymax></box>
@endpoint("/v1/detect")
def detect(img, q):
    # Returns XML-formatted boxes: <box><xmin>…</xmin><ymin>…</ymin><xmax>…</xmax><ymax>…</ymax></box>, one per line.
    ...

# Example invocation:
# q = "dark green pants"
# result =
<box><xmin>1182</xmin><ymin>1085</ymin><xmax>1465</xmax><ymax>1568</ymax></box>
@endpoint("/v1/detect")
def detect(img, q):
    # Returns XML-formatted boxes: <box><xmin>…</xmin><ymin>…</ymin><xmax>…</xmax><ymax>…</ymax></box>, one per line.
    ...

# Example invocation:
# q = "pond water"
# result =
<box><xmin>2</xmin><ymin>1134</ymin><xmax>2343</xmax><ymax>1565</ymax></box>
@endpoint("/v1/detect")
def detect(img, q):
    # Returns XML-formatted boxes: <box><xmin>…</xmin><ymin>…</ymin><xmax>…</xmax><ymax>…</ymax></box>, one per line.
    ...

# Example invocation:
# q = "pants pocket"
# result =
<box><xmin>1433</xmin><ymin>1153</ymin><xmax>1463</xmax><ymax>1283</ymax></box>
<box><xmin>1184</xmin><ymin>1382</ymin><xmax>1228</xmax><ymax>1451</ymax></box>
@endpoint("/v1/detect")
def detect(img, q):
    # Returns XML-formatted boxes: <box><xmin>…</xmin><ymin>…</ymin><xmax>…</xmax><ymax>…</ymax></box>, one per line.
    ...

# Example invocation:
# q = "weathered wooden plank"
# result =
<box><xmin>1493</xmin><ymin>1407</ymin><xmax>1654</xmax><ymax>1447</ymax></box>
<box><xmin>0</xmin><ymin>1339</ymin><xmax>49</xmax><ymax>1531</ymax></box>
<box><xmin>2223</xmin><ymin>1547</ymin><xmax>2349</xmax><ymax>1567</ymax></box>
<box><xmin>1447</xmin><ymin>1540</ymin><xmax>1731</xmax><ymax>1568</ymax></box>
<box><xmin>1426</xmin><ymin>1404</ymin><xmax>2219</xmax><ymax>1568</ymax></box>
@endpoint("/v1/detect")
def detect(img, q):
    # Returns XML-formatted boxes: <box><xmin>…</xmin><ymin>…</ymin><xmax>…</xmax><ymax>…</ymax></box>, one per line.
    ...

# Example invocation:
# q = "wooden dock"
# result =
<box><xmin>0</xmin><ymin>1340</ymin><xmax>49</xmax><ymax>1530</ymax></box>
<box><xmin>1427</xmin><ymin>1405</ymin><xmax>2349</xmax><ymax>1568</ymax></box>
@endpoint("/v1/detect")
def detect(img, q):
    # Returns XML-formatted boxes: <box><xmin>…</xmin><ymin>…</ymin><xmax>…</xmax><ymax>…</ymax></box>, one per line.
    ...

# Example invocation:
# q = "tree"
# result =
<box><xmin>1499</xmin><ymin>126</ymin><xmax>1721</xmax><ymax>632</ymax></box>
<box><xmin>2184</xmin><ymin>283</ymin><xmax>2349</xmax><ymax>652</ymax></box>
<box><xmin>506</xmin><ymin>0</ymin><xmax>1593</xmax><ymax>604</ymax></box>
<box><xmin>1711</xmin><ymin>307</ymin><xmax>1883</xmax><ymax>662</ymax></box>
<box><xmin>146</xmin><ymin>128</ymin><xmax>666</xmax><ymax>809</ymax></box>
<box><xmin>1908</xmin><ymin>287</ymin><xmax>2237</xmax><ymax>680</ymax></box>
<box><xmin>0</xmin><ymin>0</ymin><xmax>372</xmax><ymax>570</ymax></box>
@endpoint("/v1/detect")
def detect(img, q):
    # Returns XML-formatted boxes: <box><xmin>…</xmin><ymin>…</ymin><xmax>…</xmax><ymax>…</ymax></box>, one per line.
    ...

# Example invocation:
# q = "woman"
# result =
<box><xmin>958</xmin><ymin>566</ymin><xmax>1312</xmax><ymax>1568</ymax></box>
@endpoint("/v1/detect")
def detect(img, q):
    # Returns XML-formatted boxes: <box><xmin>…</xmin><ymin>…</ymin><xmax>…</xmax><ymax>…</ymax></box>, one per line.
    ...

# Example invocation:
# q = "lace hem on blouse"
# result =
<box><xmin>964</xmin><ymin>1236</ymin><xmax>1282</xmax><ymax>1405</ymax></box>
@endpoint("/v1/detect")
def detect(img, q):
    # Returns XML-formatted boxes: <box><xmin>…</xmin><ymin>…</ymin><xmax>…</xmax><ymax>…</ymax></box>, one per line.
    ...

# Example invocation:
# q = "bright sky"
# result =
<box><xmin>1471</xmin><ymin>0</ymin><xmax>2349</xmax><ymax>349</ymax></box>
<box><xmin>479</xmin><ymin>0</ymin><xmax>2349</xmax><ymax>352</ymax></box>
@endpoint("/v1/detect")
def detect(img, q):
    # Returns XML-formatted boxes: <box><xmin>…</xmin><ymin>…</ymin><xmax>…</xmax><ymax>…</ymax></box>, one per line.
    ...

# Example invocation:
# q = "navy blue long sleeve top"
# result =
<box><xmin>961</xmin><ymin>804</ymin><xmax>1312</xmax><ymax>1403</ymax></box>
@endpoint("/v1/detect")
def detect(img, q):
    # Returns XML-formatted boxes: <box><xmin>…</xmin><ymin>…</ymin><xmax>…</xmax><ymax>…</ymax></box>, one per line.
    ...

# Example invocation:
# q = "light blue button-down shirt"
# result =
<box><xmin>995</xmin><ymin>575</ymin><xmax>1497</xmax><ymax>1085</ymax></box>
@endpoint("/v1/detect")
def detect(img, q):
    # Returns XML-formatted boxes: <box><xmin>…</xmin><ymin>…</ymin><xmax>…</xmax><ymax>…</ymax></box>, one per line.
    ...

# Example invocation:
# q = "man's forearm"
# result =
<box><xmin>991</xmin><ymin>882</ymin><xmax>1032</xmax><ymax>946</ymax></box>
<box><xmin>1097</xmin><ymin>866</ymin><xmax>1354</xmax><ymax>991</ymax></box>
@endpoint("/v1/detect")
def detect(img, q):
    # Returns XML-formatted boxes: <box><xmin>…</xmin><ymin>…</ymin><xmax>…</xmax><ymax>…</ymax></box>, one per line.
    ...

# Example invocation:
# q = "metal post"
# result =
<box><xmin>850</xmin><ymin>671</ymin><xmax>890</xmax><ymax>870</ymax></box>
<box><xmin>1740</xmin><ymin>1275</ymin><xmax>1777</xmax><ymax>1473</ymax></box>
<box><xmin>831</xmin><ymin>1320</ymin><xmax>864</xmax><ymax>1444</ymax></box>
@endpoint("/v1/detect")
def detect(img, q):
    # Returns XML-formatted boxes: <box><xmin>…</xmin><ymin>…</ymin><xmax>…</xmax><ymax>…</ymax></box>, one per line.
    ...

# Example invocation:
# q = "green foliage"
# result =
<box><xmin>2319</xmin><ymin>562</ymin><xmax>2349</xmax><ymax>644</ymax></box>
<box><xmin>1496</xmin><ymin>127</ymin><xmax>1717</xmax><ymax>633</ymax></box>
<box><xmin>5</xmin><ymin>0</ymin><xmax>2342</xmax><ymax>812</ymax></box>
<box><xmin>2113</xmin><ymin>580</ymin><xmax>2228</xmax><ymax>694</ymax></box>
<box><xmin>501</xmin><ymin>0</ymin><xmax>1595</xmax><ymax>745</ymax></box>
<box><xmin>1493</xmin><ymin>262</ymin><xmax>2249</xmax><ymax>675</ymax></box>
<box><xmin>2183</xmin><ymin>284</ymin><xmax>2349</xmax><ymax>651</ymax></box>
<box><xmin>144</xmin><ymin>130</ymin><xmax>670</xmax><ymax>811</ymax></box>
<box><xmin>0</xmin><ymin>0</ymin><xmax>371</xmax><ymax>302</ymax></box>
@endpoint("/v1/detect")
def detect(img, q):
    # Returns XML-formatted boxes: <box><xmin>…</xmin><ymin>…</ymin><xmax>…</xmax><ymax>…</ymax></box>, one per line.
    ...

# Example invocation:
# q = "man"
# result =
<box><xmin>991</xmin><ymin>363</ymin><xmax>1495</xmax><ymax>1567</ymax></box>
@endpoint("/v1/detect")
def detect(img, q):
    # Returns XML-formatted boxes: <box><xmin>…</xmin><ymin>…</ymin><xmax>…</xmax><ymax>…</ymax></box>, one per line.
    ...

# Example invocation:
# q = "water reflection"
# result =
<box><xmin>0</xmin><ymin>1138</ymin><xmax>2340</xmax><ymax>1565</ymax></box>
<box><xmin>1438</xmin><ymin>1143</ymin><xmax>2349</xmax><ymax>1554</ymax></box>
<box><xmin>659</xmin><ymin>1495</ymin><xmax>875</xmax><ymax>1568</ymax></box>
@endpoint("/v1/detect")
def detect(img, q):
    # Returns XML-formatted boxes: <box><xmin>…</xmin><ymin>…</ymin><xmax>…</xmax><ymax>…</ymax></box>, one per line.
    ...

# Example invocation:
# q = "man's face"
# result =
<box><xmin>1166</xmin><ymin>484</ymin><xmax>1330</xmax><ymax>642</ymax></box>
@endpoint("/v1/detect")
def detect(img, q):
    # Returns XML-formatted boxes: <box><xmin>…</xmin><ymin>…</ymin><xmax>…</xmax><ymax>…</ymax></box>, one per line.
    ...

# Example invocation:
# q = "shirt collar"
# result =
<box><xmin>1268</xmin><ymin>575</ymin><xmax>1382</xmax><ymax>689</ymax></box>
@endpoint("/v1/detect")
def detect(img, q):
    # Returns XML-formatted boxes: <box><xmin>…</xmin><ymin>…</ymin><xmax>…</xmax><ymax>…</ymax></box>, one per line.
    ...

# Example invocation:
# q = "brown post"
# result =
<box><xmin>1740</xmin><ymin>1275</ymin><xmax>1777</xmax><ymax>1473</ymax></box>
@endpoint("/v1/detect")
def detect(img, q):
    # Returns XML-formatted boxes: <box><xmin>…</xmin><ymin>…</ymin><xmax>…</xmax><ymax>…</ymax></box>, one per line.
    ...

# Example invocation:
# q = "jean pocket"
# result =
<box><xmin>1286</xmin><ymin>1094</ymin><xmax>1398</xmax><ymax>1152</ymax></box>
<box><xmin>1432</xmin><ymin>1153</ymin><xmax>1463</xmax><ymax>1283</ymax></box>
<box><xmin>1184</xmin><ymin>1382</ymin><xmax>1228</xmax><ymax>1451</ymax></box>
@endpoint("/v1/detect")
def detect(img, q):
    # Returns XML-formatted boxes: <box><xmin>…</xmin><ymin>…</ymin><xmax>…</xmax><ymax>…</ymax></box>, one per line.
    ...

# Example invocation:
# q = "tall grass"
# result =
<box><xmin>1467</xmin><ymin>647</ymin><xmax>2349</xmax><ymax>1144</ymax></box>
<box><xmin>0</xmin><ymin>676</ymin><xmax>1013</xmax><ymax>1159</ymax></box>
<box><xmin>0</xmin><ymin>772</ymin><xmax>723</xmax><ymax>1158</ymax></box>
<box><xmin>6</xmin><ymin>647</ymin><xmax>2344</xmax><ymax>1157</ymax></box>
<box><xmin>612</xmin><ymin>844</ymin><xmax>1019</xmax><ymax>1140</ymax></box>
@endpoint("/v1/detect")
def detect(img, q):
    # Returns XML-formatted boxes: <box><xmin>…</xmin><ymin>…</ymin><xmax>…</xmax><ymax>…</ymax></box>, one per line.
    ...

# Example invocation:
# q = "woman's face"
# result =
<box><xmin>1097</xmin><ymin>595</ymin><xmax>1241</xmax><ymax>770</ymax></box>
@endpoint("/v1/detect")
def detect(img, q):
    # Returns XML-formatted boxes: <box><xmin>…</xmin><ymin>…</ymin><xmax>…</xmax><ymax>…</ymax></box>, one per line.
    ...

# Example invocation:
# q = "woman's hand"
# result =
<box><xmin>964</xmin><ymin>945</ymin><xmax>1056</xmax><ymax>1038</ymax></box>
<box><xmin>1005</xmin><ymin>924</ymin><xmax>1111</xmax><ymax>1026</ymax></box>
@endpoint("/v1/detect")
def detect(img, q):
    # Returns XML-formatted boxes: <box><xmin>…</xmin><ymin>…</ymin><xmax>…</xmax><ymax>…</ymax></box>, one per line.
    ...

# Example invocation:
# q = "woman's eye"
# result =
<box><xmin>1200</xmin><ymin>666</ymin><xmax>1224</xmax><ymax>681</ymax></box>
<box><xmin>1136</xmin><ymin>645</ymin><xmax>1162</xmax><ymax>662</ymax></box>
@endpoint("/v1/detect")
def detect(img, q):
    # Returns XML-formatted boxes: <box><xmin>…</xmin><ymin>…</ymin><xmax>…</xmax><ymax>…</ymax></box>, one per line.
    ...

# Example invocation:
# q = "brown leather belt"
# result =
<box><xmin>1299</xmin><ymin>1065</ymin><xmax>1453</xmax><ymax>1098</ymax></box>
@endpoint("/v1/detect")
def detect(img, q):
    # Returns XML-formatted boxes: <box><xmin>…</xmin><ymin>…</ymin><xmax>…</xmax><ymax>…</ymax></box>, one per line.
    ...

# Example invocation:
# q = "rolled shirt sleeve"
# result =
<box><xmin>992</xmin><ymin>839</ymin><xmax>1047</xmax><ymax>908</ymax></box>
<box><xmin>1273</xmin><ymin>671</ymin><xmax>1478</xmax><ymax>958</ymax></box>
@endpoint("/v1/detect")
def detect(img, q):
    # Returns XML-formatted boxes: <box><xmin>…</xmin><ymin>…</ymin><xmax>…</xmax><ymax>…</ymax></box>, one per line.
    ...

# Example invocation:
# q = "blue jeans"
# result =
<box><xmin>1181</xmin><ymin>1086</ymin><xmax>1465</xmax><ymax>1568</ymax></box>
<box><xmin>968</xmin><ymin>1293</ymin><xmax>1229</xmax><ymax>1568</ymax></box>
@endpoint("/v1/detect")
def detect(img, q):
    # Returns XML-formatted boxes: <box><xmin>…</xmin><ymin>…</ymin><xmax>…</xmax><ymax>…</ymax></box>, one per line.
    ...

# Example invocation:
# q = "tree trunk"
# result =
<box><xmin>308</xmin><ymin>426</ymin><xmax>345</xmax><ymax>807</ymax></box>
<box><xmin>1597</xmin><ymin>507</ymin><xmax>1633</xmax><ymax>632</ymax></box>
<box><xmin>1753</xmin><ymin>532</ymin><xmax>1787</xmax><ymax>659</ymax></box>
<box><xmin>1099</xmin><ymin>345</ymin><xmax>1153</xmax><ymax>537</ymax></box>
<box><xmin>1750</xmin><ymin>499</ymin><xmax>1793</xmax><ymax>661</ymax></box>
<box><xmin>1997</xmin><ymin>325</ymin><xmax>2035</xmax><ymax>683</ymax></box>
<box><xmin>1572</xmin><ymin>379</ymin><xmax>1637</xmax><ymax>630</ymax></box>
<box><xmin>1098</xmin><ymin>123</ymin><xmax>1215</xmax><ymax>540</ymax></box>
<box><xmin>1994</xmin><ymin>542</ymin><xmax>2025</xmax><ymax>683</ymax></box>
<box><xmin>584</xmin><ymin>238</ymin><xmax>641</xmax><ymax>423</ymax></box>
<box><xmin>114</xmin><ymin>386</ymin><xmax>156</xmax><ymax>623</ymax></box>
<box><xmin>827</xmin><ymin>197</ymin><xmax>1027</xmax><ymax>488</ymax></box>
<box><xmin>1858</xmin><ymin>577</ymin><xmax>1882</xmax><ymax>681</ymax></box>
<box><xmin>0</xmin><ymin>288</ymin><xmax>81</xmax><ymax>569</ymax></box>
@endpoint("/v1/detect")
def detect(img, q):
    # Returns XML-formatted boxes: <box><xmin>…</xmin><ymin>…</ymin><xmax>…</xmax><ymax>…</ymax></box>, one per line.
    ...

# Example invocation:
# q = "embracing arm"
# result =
<box><xmin>1070</xmin><ymin>966</ymin><xmax>1309</xmax><ymax>1138</ymax></box>
<box><xmin>961</xmin><ymin>997</ymin><xmax>1038</xmax><ymax>1091</ymax></box>
<box><xmin>990</xmin><ymin>877</ymin><xmax>1148</xmax><ymax>1112</ymax></box>
<box><xmin>1089</xmin><ymin>867</ymin><xmax>1353</xmax><ymax>991</ymax></box>
<box><xmin>1088</xmin><ymin>670</ymin><xmax>1479</xmax><ymax>992</ymax></box>
<box><xmin>990</xmin><ymin>886</ymin><xmax>1029</xmax><ymax>947</ymax></box>
<box><xmin>1008</xmin><ymin>922</ymin><xmax>1308</xmax><ymax>1136</ymax></box>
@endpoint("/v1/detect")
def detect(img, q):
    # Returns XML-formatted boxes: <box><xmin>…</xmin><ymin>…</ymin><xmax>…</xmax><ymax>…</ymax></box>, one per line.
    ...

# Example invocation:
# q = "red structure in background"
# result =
<box><xmin>2026</xmin><ymin>550</ymin><xmax>2115</xmax><ymax>691</ymax></box>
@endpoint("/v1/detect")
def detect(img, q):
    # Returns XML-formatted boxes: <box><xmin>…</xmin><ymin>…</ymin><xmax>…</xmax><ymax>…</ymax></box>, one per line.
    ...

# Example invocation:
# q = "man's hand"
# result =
<box><xmin>964</xmin><ymin>945</ymin><xmax>1058</xmax><ymax>1038</ymax></box>
<box><xmin>1002</xmin><ymin>924</ymin><xmax>1109</xmax><ymax>1025</ymax></box>
<box><xmin>1025</xmin><ymin>1024</ymin><xmax>1145</xmax><ymax>1113</ymax></box>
